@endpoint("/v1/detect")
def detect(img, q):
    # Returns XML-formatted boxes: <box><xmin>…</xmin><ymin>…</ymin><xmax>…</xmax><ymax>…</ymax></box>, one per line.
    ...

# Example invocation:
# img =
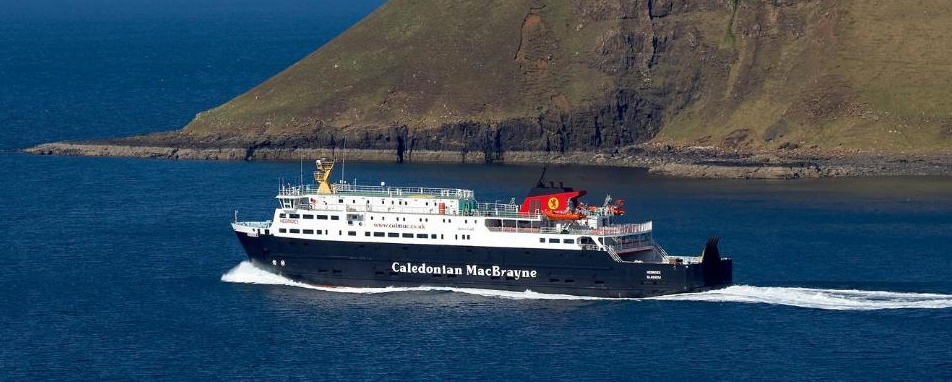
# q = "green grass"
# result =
<box><xmin>660</xmin><ymin>0</ymin><xmax>952</xmax><ymax>152</ymax></box>
<box><xmin>179</xmin><ymin>0</ymin><xmax>952</xmax><ymax>154</ymax></box>
<box><xmin>722</xmin><ymin>0</ymin><xmax>738</xmax><ymax>49</ymax></box>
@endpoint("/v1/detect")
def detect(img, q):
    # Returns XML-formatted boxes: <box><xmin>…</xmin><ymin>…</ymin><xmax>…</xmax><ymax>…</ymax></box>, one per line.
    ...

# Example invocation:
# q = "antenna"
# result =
<box><xmin>340</xmin><ymin>136</ymin><xmax>346</xmax><ymax>185</ymax></box>
<box><xmin>342</xmin><ymin>108</ymin><xmax>357</xmax><ymax>185</ymax></box>
<box><xmin>536</xmin><ymin>166</ymin><xmax>547</xmax><ymax>187</ymax></box>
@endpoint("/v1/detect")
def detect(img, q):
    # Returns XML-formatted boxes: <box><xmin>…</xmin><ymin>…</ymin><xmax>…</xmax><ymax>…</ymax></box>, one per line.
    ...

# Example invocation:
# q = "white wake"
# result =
<box><xmin>221</xmin><ymin>262</ymin><xmax>952</xmax><ymax>309</ymax></box>
<box><xmin>652</xmin><ymin>285</ymin><xmax>952</xmax><ymax>310</ymax></box>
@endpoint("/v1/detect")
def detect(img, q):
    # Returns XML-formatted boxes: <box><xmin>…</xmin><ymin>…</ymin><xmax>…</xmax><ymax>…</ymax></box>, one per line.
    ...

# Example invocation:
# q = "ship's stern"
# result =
<box><xmin>700</xmin><ymin>236</ymin><xmax>732</xmax><ymax>289</ymax></box>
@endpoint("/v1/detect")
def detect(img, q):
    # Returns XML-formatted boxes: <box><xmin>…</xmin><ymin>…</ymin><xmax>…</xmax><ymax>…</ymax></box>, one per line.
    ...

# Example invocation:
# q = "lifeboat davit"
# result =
<box><xmin>543</xmin><ymin>209</ymin><xmax>586</xmax><ymax>220</ymax></box>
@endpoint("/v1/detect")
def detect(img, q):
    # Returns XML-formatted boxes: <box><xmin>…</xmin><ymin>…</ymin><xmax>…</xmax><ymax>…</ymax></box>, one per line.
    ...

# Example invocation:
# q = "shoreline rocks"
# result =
<box><xmin>23</xmin><ymin>141</ymin><xmax>952</xmax><ymax>179</ymax></box>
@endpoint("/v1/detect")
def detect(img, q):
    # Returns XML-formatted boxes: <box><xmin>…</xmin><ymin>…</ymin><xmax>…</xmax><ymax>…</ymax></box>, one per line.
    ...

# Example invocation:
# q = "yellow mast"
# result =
<box><xmin>313</xmin><ymin>158</ymin><xmax>336</xmax><ymax>194</ymax></box>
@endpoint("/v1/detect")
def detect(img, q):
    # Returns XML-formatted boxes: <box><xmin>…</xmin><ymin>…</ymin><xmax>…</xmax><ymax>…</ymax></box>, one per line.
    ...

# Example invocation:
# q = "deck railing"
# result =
<box><xmin>235</xmin><ymin>221</ymin><xmax>271</xmax><ymax>228</ymax></box>
<box><xmin>332</xmin><ymin>183</ymin><xmax>475</xmax><ymax>199</ymax></box>
<box><xmin>297</xmin><ymin>202</ymin><xmax>540</xmax><ymax>219</ymax></box>
<box><xmin>605</xmin><ymin>245</ymin><xmax>624</xmax><ymax>262</ymax></box>
<box><xmin>277</xmin><ymin>183</ymin><xmax>475</xmax><ymax>199</ymax></box>
<box><xmin>536</xmin><ymin>221</ymin><xmax>653</xmax><ymax>236</ymax></box>
<box><xmin>485</xmin><ymin>227</ymin><xmax>542</xmax><ymax>234</ymax></box>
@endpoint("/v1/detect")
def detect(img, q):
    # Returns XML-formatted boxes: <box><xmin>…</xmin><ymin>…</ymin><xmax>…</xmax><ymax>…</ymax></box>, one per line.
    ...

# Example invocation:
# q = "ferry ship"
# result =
<box><xmin>231</xmin><ymin>159</ymin><xmax>732</xmax><ymax>298</ymax></box>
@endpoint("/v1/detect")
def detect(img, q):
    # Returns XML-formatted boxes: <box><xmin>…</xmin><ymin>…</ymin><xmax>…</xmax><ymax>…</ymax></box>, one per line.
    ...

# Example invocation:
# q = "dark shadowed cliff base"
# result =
<box><xmin>25</xmin><ymin>139</ymin><xmax>952</xmax><ymax>179</ymax></box>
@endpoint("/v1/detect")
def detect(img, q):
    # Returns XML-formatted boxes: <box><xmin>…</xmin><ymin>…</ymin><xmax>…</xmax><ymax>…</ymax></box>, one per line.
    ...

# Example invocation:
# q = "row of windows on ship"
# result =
<box><xmin>280</xmin><ymin>212</ymin><xmax>456</xmax><ymax>222</ymax></box>
<box><xmin>279</xmin><ymin>213</ymin><xmax>543</xmax><ymax>228</ymax></box>
<box><xmin>287</xmin><ymin>198</ymin><xmax>453</xmax><ymax>207</ymax></box>
<box><xmin>274</xmin><ymin>227</ymin><xmax>581</xmax><ymax>245</ymax></box>
<box><xmin>325</xmin><ymin>198</ymin><xmax>438</xmax><ymax>205</ymax></box>
<box><xmin>277</xmin><ymin>228</ymin><xmax>473</xmax><ymax>240</ymax></box>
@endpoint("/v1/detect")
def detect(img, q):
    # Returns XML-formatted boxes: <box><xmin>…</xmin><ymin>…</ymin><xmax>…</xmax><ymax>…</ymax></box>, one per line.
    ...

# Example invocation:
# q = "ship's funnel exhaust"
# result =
<box><xmin>700</xmin><ymin>236</ymin><xmax>720</xmax><ymax>263</ymax></box>
<box><xmin>700</xmin><ymin>236</ymin><xmax>730</xmax><ymax>286</ymax></box>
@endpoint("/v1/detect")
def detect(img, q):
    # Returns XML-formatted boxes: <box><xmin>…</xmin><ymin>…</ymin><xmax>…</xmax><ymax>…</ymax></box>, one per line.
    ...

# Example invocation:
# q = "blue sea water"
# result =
<box><xmin>2</xmin><ymin>1</ymin><xmax>952</xmax><ymax>381</ymax></box>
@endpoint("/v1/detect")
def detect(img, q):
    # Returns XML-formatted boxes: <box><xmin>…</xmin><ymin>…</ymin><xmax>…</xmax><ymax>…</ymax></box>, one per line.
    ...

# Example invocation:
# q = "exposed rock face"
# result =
<box><xmin>178</xmin><ymin>0</ymin><xmax>694</xmax><ymax>159</ymax></box>
<box><xmin>28</xmin><ymin>0</ymin><xmax>952</xmax><ymax>169</ymax></box>
<box><xmin>27</xmin><ymin>141</ymin><xmax>952</xmax><ymax>179</ymax></box>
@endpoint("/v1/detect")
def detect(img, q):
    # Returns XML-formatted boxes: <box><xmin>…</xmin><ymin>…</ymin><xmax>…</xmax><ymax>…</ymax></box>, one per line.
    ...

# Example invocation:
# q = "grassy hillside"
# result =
<box><xmin>184</xmin><ymin>0</ymin><xmax>612</xmax><ymax>135</ymax></box>
<box><xmin>659</xmin><ymin>0</ymin><xmax>952</xmax><ymax>152</ymax></box>
<box><xmin>177</xmin><ymin>0</ymin><xmax>952</xmax><ymax>155</ymax></box>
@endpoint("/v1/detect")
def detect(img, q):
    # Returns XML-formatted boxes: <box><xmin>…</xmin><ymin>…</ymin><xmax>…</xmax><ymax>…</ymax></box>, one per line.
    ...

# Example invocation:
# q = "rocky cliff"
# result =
<box><xmin>32</xmin><ymin>0</ymin><xmax>952</xmax><ymax>168</ymax></box>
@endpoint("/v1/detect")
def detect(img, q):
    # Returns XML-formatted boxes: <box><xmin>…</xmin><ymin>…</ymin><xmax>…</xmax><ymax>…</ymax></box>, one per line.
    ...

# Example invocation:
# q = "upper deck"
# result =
<box><xmin>278</xmin><ymin>183</ymin><xmax>475</xmax><ymax>200</ymax></box>
<box><xmin>272</xmin><ymin>182</ymin><xmax>650</xmax><ymax>237</ymax></box>
<box><xmin>270</xmin><ymin>158</ymin><xmax>643</xmax><ymax>237</ymax></box>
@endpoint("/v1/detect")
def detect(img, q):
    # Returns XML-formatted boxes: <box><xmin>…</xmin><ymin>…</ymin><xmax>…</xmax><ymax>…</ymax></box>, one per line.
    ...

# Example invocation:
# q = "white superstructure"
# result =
<box><xmin>233</xmin><ymin>159</ymin><xmax>698</xmax><ymax>264</ymax></box>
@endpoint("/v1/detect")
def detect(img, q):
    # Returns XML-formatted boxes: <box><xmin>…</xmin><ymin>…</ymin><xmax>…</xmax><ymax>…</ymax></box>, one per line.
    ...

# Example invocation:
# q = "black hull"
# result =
<box><xmin>234</xmin><ymin>232</ymin><xmax>732</xmax><ymax>298</ymax></box>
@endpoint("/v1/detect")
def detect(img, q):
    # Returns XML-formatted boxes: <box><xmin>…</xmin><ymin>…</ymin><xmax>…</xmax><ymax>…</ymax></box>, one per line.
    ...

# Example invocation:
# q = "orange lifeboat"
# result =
<box><xmin>543</xmin><ymin>209</ymin><xmax>586</xmax><ymax>221</ymax></box>
<box><xmin>610</xmin><ymin>199</ymin><xmax>625</xmax><ymax>216</ymax></box>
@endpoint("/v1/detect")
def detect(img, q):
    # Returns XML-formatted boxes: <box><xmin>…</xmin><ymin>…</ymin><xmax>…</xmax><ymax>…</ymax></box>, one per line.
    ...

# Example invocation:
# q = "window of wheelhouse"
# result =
<box><xmin>529</xmin><ymin>200</ymin><xmax>542</xmax><ymax>213</ymax></box>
